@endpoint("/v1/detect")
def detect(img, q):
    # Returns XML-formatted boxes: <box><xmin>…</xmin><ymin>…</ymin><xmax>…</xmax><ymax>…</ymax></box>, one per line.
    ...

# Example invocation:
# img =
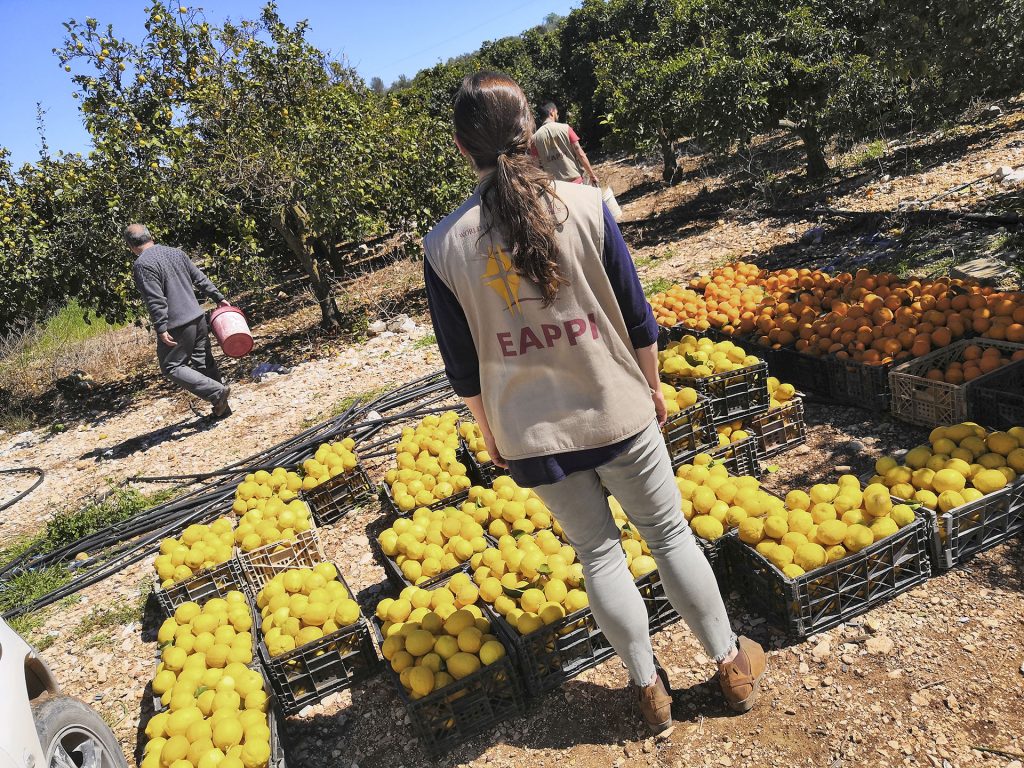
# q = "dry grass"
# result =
<box><xmin>0</xmin><ymin>305</ymin><xmax>152</xmax><ymax>429</ymax></box>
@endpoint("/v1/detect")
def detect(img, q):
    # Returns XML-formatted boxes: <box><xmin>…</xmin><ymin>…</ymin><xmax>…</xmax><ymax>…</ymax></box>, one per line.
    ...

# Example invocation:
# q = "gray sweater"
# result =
<box><xmin>132</xmin><ymin>244</ymin><xmax>225</xmax><ymax>332</ymax></box>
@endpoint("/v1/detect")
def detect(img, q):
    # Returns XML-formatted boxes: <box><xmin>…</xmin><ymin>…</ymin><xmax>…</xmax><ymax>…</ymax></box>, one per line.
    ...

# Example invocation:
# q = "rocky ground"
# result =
<box><xmin>2</xmin><ymin>97</ymin><xmax>1023</xmax><ymax>768</ymax></box>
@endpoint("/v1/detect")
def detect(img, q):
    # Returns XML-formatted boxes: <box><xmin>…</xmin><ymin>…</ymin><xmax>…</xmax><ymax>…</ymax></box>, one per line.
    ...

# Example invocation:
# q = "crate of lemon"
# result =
<box><xmin>382</xmin><ymin>411</ymin><xmax>475</xmax><ymax>515</ymax></box>
<box><xmin>144</xmin><ymin>596</ymin><xmax>287</xmax><ymax>768</ymax></box>
<box><xmin>469</xmin><ymin>529</ymin><xmax>625</xmax><ymax>697</ymax></box>
<box><xmin>231</xmin><ymin>468</ymin><xmax>317</xmax><ymax>558</ymax></box>
<box><xmin>727</xmin><ymin>477</ymin><xmax>930</xmax><ymax>639</ymax></box>
<box><xmin>865</xmin><ymin>423</ymin><xmax>1024</xmax><ymax>571</ymax></box>
<box><xmin>153</xmin><ymin>518</ymin><xmax>249</xmax><ymax>615</ymax></box>
<box><xmin>254</xmin><ymin>563</ymin><xmax>379</xmax><ymax>714</ymax></box>
<box><xmin>659</xmin><ymin>334</ymin><xmax>770</xmax><ymax>426</ymax></box>
<box><xmin>372</xmin><ymin>577</ymin><xmax>526</xmax><ymax>756</ymax></box>
<box><xmin>297</xmin><ymin>438</ymin><xmax>376</xmax><ymax>525</ymax></box>
<box><xmin>376</xmin><ymin>476</ymin><xmax>559</xmax><ymax>589</ymax></box>
<box><xmin>658</xmin><ymin>384</ymin><xmax>718</xmax><ymax>465</ymax></box>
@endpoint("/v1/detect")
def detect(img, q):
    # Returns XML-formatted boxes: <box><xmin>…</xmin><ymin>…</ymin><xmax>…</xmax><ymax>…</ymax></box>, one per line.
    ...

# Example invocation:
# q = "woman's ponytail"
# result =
<box><xmin>453</xmin><ymin>72</ymin><xmax>567</xmax><ymax>306</ymax></box>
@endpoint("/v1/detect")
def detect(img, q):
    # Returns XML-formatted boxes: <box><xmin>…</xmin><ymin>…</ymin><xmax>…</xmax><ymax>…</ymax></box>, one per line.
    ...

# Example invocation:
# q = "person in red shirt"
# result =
<box><xmin>530</xmin><ymin>102</ymin><xmax>599</xmax><ymax>185</ymax></box>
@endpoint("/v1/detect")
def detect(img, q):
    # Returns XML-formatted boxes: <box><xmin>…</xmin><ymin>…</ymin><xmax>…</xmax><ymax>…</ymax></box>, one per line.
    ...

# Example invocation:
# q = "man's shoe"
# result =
<box><xmin>213</xmin><ymin>385</ymin><xmax>231</xmax><ymax>418</ymax></box>
<box><xmin>636</xmin><ymin>665</ymin><xmax>673</xmax><ymax>735</ymax></box>
<box><xmin>719</xmin><ymin>636</ymin><xmax>767</xmax><ymax>713</ymax></box>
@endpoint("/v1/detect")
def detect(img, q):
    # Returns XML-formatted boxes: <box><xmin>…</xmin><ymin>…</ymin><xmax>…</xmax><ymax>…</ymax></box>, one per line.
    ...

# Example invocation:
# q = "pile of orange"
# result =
<box><xmin>924</xmin><ymin>344</ymin><xmax>1024</xmax><ymax>384</ymax></box>
<box><xmin>646</xmin><ymin>262</ymin><xmax>1024</xmax><ymax>368</ymax></box>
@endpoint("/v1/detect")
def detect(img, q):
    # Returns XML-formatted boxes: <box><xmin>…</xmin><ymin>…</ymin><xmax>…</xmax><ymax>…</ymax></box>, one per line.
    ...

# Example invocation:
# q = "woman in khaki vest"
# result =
<box><xmin>423</xmin><ymin>72</ymin><xmax>767</xmax><ymax>735</ymax></box>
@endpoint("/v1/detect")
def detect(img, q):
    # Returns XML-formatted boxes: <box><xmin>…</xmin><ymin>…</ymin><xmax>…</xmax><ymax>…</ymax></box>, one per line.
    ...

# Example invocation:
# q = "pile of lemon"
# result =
<box><xmin>384</xmin><ymin>412</ymin><xmax>473</xmax><ymax>513</ymax></box>
<box><xmin>738</xmin><ymin>476</ymin><xmax>917</xmax><ymax>578</ymax></box>
<box><xmin>867</xmin><ymin>423</ymin><xmax>1024</xmax><ymax>515</ymax></box>
<box><xmin>254</xmin><ymin>563</ymin><xmax>362</xmax><ymax>658</ymax></box>
<box><xmin>675</xmin><ymin>455</ymin><xmax>785</xmax><ymax>541</ymax></box>
<box><xmin>233</xmin><ymin>497</ymin><xmax>313</xmax><ymax>554</ymax></box>
<box><xmin>657</xmin><ymin>382</ymin><xmax>700</xmax><ymax>416</ymax></box>
<box><xmin>659</xmin><ymin>336</ymin><xmax>761</xmax><ymax>378</ymax></box>
<box><xmin>299</xmin><ymin>438</ymin><xmax>360</xmax><ymax>490</ymax></box>
<box><xmin>715</xmin><ymin>421</ymin><xmax>753</xmax><ymax>447</ymax></box>
<box><xmin>465</xmin><ymin>476</ymin><xmax>560</xmax><ymax>538</ymax></box>
<box><xmin>145</xmin><ymin>596</ymin><xmax>271</xmax><ymax>768</ymax></box>
<box><xmin>377</xmin><ymin>505</ymin><xmax>489</xmax><ymax>585</ymax></box>
<box><xmin>155</xmin><ymin>518</ymin><xmax>235</xmax><ymax>588</ymax></box>
<box><xmin>458</xmin><ymin>422</ymin><xmax>491</xmax><ymax>464</ymax></box>
<box><xmin>768</xmin><ymin>377</ymin><xmax>797</xmax><ymax>410</ymax></box>
<box><xmin>376</xmin><ymin>577</ymin><xmax>508</xmax><ymax>699</ymax></box>
<box><xmin>233</xmin><ymin>468</ymin><xmax>302</xmax><ymax>513</ymax></box>
<box><xmin>468</xmin><ymin>531</ymin><xmax>589</xmax><ymax>635</ymax></box>
<box><xmin>607</xmin><ymin>497</ymin><xmax>658</xmax><ymax>579</ymax></box>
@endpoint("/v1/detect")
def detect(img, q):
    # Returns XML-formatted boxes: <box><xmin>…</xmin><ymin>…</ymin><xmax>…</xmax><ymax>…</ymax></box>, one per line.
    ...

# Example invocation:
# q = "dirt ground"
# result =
<box><xmin>2</xmin><ymin>96</ymin><xmax>1024</xmax><ymax>768</ymax></box>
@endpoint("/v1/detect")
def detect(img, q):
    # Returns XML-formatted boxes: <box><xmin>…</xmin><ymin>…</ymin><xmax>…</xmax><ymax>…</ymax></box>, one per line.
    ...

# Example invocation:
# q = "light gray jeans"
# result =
<box><xmin>531</xmin><ymin>419</ymin><xmax>737</xmax><ymax>685</ymax></box>
<box><xmin>156</xmin><ymin>314</ymin><xmax>226</xmax><ymax>404</ymax></box>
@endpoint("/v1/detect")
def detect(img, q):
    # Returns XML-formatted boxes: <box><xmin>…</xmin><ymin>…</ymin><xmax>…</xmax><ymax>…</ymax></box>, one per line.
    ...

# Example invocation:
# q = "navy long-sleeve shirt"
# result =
<box><xmin>425</xmin><ymin>203</ymin><xmax>658</xmax><ymax>487</ymax></box>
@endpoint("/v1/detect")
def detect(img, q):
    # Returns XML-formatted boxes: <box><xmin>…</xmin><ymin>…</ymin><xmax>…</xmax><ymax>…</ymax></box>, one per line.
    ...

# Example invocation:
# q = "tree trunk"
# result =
<box><xmin>272</xmin><ymin>204</ymin><xmax>343</xmax><ymax>330</ymax></box>
<box><xmin>779</xmin><ymin>119</ymin><xmax>830</xmax><ymax>178</ymax></box>
<box><xmin>659</xmin><ymin>133</ymin><xmax>678</xmax><ymax>184</ymax></box>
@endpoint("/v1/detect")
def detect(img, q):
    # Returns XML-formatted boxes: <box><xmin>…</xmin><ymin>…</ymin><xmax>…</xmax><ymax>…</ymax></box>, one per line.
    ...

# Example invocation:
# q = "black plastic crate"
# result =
<box><xmin>257</xmin><ymin>577</ymin><xmax>380</xmax><ymax>714</ymax></box>
<box><xmin>238</xmin><ymin>529</ymin><xmax>324</xmax><ymax>595</ymax></box>
<box><xmin>635</xmin><ymin>569</ymin><xmax>680</xmax><ymax>634</ymax></box>
<box><xmin>303</xmin><ymin>463</ymin><xmax>375</xmax><ymax>526</ymax></box>
<box><xmin>826</xmin><ymin>356</ymin><xmax>894</xmax><ymax>412</ymax></box>
<box><xmin>968</xmin><ymin>359</ymin><xmax>1024</xmax><ymax>430</ymax></box>
<box><xmin>378</xmin><ymin>543</ymin><xmax>475</xmax><ymax>591</ymax></box>
<box><xmin>379</xmin><ymin>483</ymin><xmax>472</xmax><ymax>518</ymax></box>
<box><xmin>661</xmin><ymin>397</ymin><xmax>719</xmax><ymax>465</ymax></box>
<box><xmin>747</xmin><ymin>398</ymin><xmax>808</xmax><ymax>461</ymax></box>
<box><xmin>664</xmin><ymin>360</ymin><xmax>771</xmax><ymax>427</ymax></box>
<box><xmin>769</xmin><ymin>347</ymin><xmax>832</xmax><ymax>398</ymax></box>
<box><xmin>873</xmin><ymin>477</ymin><xmax>1024</xmax><ymax>573</ymax></box>
<box><xmin>154</xmin><ymin>558</ymin><xmax>249</xmax><ymax>617</ymax></box>
<box><xmin>726</xmin><ymin>513</ymin><xmax>931</xmax><ymax>639</ymax></box>
<box><xmin>487</xmin><ymin>600</ymin><xmax>614</xmax><ymax>698</ymax></box>
<box><xmin>370</xmin><ymin>618</ymin><xmax>525</xmax><ymax>757</ymax></box>
<box><xmin>462</xmin><ymin>439</ymin><xmax>507</xmax><ymax>487</ymax></box>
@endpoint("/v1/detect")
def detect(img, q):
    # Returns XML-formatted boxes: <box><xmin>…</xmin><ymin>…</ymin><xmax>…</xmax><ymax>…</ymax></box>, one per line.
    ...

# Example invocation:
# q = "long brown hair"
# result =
<box><xmin>453</xmin><ymin>71</ymin><xmax>567</xmax><ymax>305</ymax></box>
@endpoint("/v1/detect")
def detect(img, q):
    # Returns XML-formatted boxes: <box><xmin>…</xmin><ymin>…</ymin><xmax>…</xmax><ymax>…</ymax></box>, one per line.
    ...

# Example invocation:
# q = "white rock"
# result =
<box><xmin>993</xmin><ymin>165</ymin><xmax>1015</xmax><ymax>180</ymax></box>
<box><xmin>367</xmin><ymin>320</ymin><xmax>387</xmax><ymax>336</ymax></box>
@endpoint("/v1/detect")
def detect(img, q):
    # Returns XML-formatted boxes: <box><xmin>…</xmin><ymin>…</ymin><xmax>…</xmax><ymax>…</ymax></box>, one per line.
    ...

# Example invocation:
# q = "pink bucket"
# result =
<box><xmin>210</xmin><ymin>306</ymin><xmax>254</xmax><ymax>358</ymax></box>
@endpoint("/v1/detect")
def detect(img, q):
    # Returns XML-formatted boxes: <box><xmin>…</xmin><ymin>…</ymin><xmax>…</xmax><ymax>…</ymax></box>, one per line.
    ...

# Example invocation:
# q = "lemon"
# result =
<box><xmin>691</xmin><ymin>515</ymin><xmax>724</xmax><ymax>541</ymax></box>
<box><xmin>158</xmin><ymin>618</ymin><xmax>179</xmax><ymax>644</ymax></box>
<box><xmin>407</xmin><ymin>666</ymin><xmax>436</xmax><ymax>698</ymax></box>
<box><xmin>516</xmin><ymin>612</ymin><xmax>544</xmax><ymax>635</ymax></box>
<box><xmin>564</xmin><ymin>590</ymin><xmax>589</xmax><ymax>613</ymax></box>
<box><xmin>782</xmin><ymin>563</ymin><xmax>805</xmax><ymax>579</ymax></box>
<box><xmin>972</xmin><ymin>468</ymin><xmax>1008</xmax><ymax>495</ymax></box>
<box><xmin>539</xmin><ymin>601</ymin><xmax>565</xmax><ymax>624</ymax></box>
<box><xmin>816</xmin><ymin>519</ymin><xmax>848</xmax><ymax>546</ymax></box>
<box><xmin>763</xmin><ymin>515</ymin><xmax>788</xmax><ymax>539</ymax></box>
<box><xmin>174</xmin><ymin>602</ymin><xmax>202</xmax><ymax>625</ymax></box>
<box><xmin>447</xmin><ymin>651</ymin><xmax>482</xmax><ymax>680</ymax></box>
<box><xmin>244</xmin><ymin>690</ymin><xmax>269</xmax><ymax>712</ymax></box>
<box><xmin>790</xmin><ymin>542</ymin><xmax>824</xmax><ymax>571</ymax></box>
<box><xmin>196</xmin><ymin>749</ymin><xmax>226</xmax><ymax>768</ymax></box>
<box><xmin>825</xmin><ymin>544</ymin><xmax>847</xmax><ymax>563</ymax></box>
<box><xmin>479</xmin><ymin>639</ymin><xmax>506</xmax><ymax>665</ymax></box>
<box><xmin>457</xmin><ymin>627</ymin><xmax>483</xmax><ymax>653</ymax></box>
<box><xmin>629</xmin><ymin>554</ymin><xmax>657</xmax><ymax>578</ymax></box>
<box><xmin>160</xmin><ymin>735</ymin><xmax>190</xmax><ymax>766</ymax></box>
<box><xmin>405</xmin><ymin>629</ymin><xmax>435</xmax><ymax>657</ymax></box>
<box><xmin>843</xmin><ymin>524</ymin><xmax>874</xmax><ymax>553</ymax></box>
<box><xmin>433</xmin><ymin>635</ymin><xmax>459</xmax><ymax>660</ymax></box>
<box><xmin>162</xmin><ymin>645</ymin><xmax>187</xmax><ymax>672</ymax></box>
<box><xmin>167</xmin><ymin>707</ymin><xmax>203</xmax><ymax>737</ymax></box>
<box><xmin>145</xmin><ymin>712</ymin><xmax>170</xmax><ymax>739</ymax></box>
<box><xmin>933</xmin><ymin>469</ymin><xmax>966</xmax><ymax>494</ymax></box>
<box><xmin>937</xmin><ymin>490</ymin><xmax>966</xmax><ymax>513</ymax></box>
<box><xmin>767</xmin><ymin>545</ymin><xmax>794</xmax><ymax>570</ymax></box>
<box><xmin>869</xmin><ymin>516</ymin><xmax>898</xmax><ymax>542</ymax></box>
<box><xmin>890</xmin><ymin>504</ymin><xmax>915</xmax><ymax>528</ymax></box>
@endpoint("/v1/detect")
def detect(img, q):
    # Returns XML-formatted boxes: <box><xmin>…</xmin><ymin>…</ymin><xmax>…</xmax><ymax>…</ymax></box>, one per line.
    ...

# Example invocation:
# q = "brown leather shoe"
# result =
<box><xmin>719</xmin><ymin>636</ymin><xmax>767</xmax><ymax>713</ymax></box>
<box><xmin>636</xmin><ymin>665</ymin><xmax>673</xmax><ymax>735</ymax></box>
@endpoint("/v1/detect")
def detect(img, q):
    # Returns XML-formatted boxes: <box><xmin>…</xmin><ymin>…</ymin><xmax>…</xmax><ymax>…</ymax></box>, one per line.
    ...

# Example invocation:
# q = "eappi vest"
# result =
<box><xmin>423</xmin><ymin>180</ymin><xmax>655</xmax><ymax>460</ymax></box>
<box><xmin>532</xmin><ymin>122</ymin><xmax>583</xmax><ymax>181</ymax></box>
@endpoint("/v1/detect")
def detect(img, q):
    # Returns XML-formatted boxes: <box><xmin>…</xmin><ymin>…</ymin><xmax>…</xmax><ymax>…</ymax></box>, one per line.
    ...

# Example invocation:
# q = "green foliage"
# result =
<box><xmin>643</xmin><ymin>277</ymin><xmax>673</xmax><ymax>296</ymax></box>
<box><xmin>0</xmin><ymin>565</ymin><xmax>72</xmax><ymax>617</ymax></box>
<box><xmin>413</xmin><ymin>333</ymin><xmax>437</xmax><ymax>349</ymax></box>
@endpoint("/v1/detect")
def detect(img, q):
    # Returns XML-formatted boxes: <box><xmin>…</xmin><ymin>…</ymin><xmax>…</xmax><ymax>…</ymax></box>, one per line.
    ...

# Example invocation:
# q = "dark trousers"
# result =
<box><xmin>156</xmin><ymin>314</ymin><xmax>225</xmax><ymax>404</ymax></box>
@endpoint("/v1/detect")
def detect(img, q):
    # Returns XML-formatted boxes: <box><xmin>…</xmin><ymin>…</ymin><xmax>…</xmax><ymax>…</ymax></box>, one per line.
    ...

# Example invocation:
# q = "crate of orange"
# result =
<box><xmin>889</xmin><ymin>339</ymin><xmax>1024</xmax><ymax>427</ymax></box>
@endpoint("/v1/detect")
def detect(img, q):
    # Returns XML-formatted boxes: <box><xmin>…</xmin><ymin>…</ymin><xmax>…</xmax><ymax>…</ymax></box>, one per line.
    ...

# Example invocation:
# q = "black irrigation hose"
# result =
<box><xmin>0</xmin><ymin>467</ymin><xmax>45</xmax><ymax>514</ymax></box>
<box><xmin>0</xmin><ymin>371</ymin><xmax>461</xmax><ymax>617</ymax></box>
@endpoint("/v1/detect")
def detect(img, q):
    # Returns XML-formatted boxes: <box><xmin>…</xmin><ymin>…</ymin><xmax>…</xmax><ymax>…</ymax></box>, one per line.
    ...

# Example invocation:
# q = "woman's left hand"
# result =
<box><xmin>483</xmin><ymin>430</ymin><xmax>508</xmax><ymax>469</ymax></box>
<box><xmin>651</xmin><ymin>387</ymin><xmax>667</xmax><ymax>427</ymax></box>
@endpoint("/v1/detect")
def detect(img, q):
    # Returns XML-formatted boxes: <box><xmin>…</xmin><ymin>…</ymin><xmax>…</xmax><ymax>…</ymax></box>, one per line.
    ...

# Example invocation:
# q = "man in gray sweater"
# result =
<box><xmin>127</xmin><ymin>224</ymin><xmax>232</xmax><ymax>418</ymax></box>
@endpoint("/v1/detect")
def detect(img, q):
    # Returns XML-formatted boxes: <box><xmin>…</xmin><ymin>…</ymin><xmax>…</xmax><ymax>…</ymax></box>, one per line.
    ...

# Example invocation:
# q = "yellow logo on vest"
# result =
<box><xmin>481</xmin><ymin>245</ymin><xmax>522</xmax><ymax>317</ymax></box>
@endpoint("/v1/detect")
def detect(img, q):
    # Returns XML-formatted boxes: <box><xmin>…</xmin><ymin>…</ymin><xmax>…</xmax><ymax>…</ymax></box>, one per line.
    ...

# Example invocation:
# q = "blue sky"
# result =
<box><xmin>0</xmin><ymin>0</ymin><xmax>578</xmax><ymax>167</ymax></box>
